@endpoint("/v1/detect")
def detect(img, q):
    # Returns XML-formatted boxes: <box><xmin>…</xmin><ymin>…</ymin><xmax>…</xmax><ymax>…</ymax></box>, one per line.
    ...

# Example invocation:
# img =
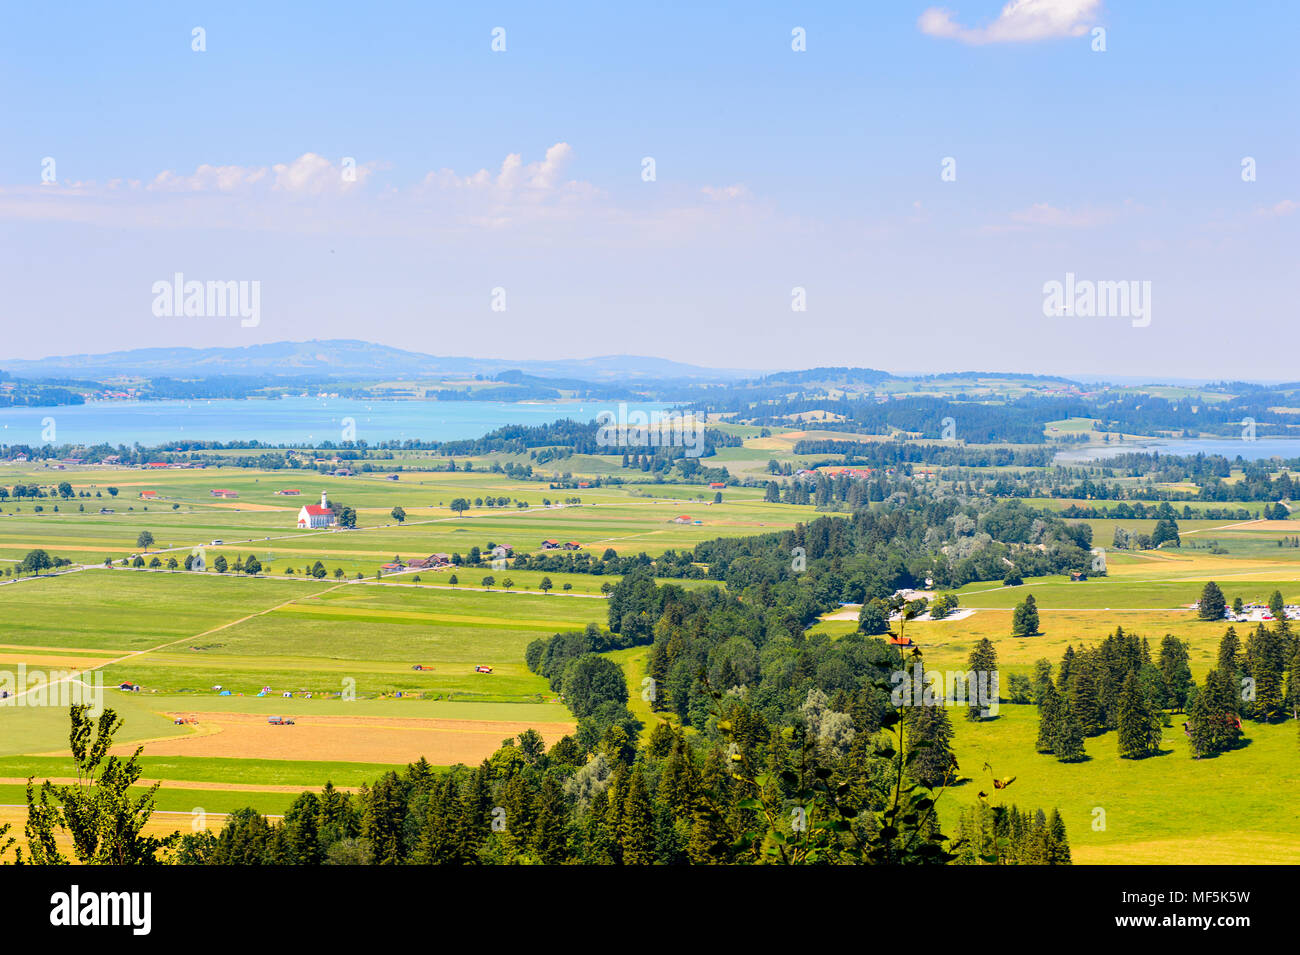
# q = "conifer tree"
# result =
<box><xmin>1246</xmin><ymin>625</ymin><xmax>1286</xmax><ymax>722</ymax></box>
<box><xmin>1068</xmin><ymin>653</ymin><xmax>1104</xmax><ymax>736</ymax></box>
<box><xmin>1031</xmin><ymin>658</ymin><xmax>1053</xmax><ymax>701</ymax></box>
<box><xmin>965</xmin><ymin>637</ymin><xmax>999</xmax><ymax>721</ymax></box>
<box><xmin>1186</xmin><ymin>684</ymin><xmax>1216</xmax><ymax>759</ymax></box>
<box><xmin>1117</xmin><ymin>672</ymin><xmax>1161</xmax><ymax>759</ymax></box>
<box><xmin>1057</xmin><ymin>645</ymin><xmax>1076</xmax><ymax>690</ymax></box>
<box><xmin>361</xmin><ymin>771</ymin><xmax>408</xmax><ymax>865</ymax></box>
<box><xmin>1011</xmin><ymin>594</ymin><xmax>1040</xmax><ymax>637</ymax></box>
<box><xmin>1217</xmin><ymin>627</ymin><xmax>1242</xmax><ymax>677</ymax></box>
<box><xmin>1036</xmin><ymin>680</ymin><xmax>1061</xmax><ymax>753</ymax></box>
<box><xmin>1053</xmin><ymin>698</ymin><xmax>1087</xmax><ymax>762</ymax></box>
<box><xmin>1198</xmin><ymin>581</ymin><xmax>1227</xmax><ymax>621</ymax></box>
<box><xmin>531</xmin><ymin>776</ymin><xmax>570</xmax><ymax>864</ymax></box>
<box><xmin>1286</xmin><ymin>645</ymin><xmax>1300</xmax><ymax>720</ymax></box>
<box><xmin>1158</xmin><ymin>634</ymin><xmax>1194</xmax><ymax>712</ymax></box>
<box><xmin>619</xmin><ymin>769</ymin><xmax>656</xmax><ymax>865</ymax></box>
<box><xmin>905</xmin><ymin>701</ymin><xmax>955</xmax><ymax>788</ymax></box>
<box><xmin>282</xmin><ymin>791</ymin><xmax>322</xmax><ymax>865</ymax></box>
<box><xmin>1045</xmin><ymin>808</ymin><xmax>1071</xmax><ymax>864</ymax></box>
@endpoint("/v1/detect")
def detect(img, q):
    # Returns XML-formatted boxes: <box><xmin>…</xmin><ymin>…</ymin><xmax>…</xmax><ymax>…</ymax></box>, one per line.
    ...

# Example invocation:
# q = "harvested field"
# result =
<box><xmin>110</xmin><ymin>711</ymin><xmax>575</xmax><ymax>765</ymax></box>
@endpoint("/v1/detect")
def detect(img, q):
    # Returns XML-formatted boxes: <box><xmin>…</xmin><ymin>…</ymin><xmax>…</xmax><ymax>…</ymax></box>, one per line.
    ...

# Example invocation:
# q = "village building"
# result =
<box><xmin>297</xmin><ymin>491</ymin><xmax>337</xmax><ymax>529</ymax></box>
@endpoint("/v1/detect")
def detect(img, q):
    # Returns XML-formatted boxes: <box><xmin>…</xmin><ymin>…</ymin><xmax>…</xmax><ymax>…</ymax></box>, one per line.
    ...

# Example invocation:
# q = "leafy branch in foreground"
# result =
<box><xmin>24</xmin><ymin>704</ymin><xmax>176</xmax><ymax>865</ymax></box>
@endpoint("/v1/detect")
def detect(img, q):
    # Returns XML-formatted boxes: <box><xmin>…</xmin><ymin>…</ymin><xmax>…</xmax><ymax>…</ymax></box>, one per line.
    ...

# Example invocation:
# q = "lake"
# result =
<box><xmin>0</xmin><ymin>397</ymin><xmax>674</xmax><ymax>447</ymax></box>
<box><xmin>1055</xmin><ymin>438</ymin><xmax>1300</xmax><ymax>464</ymax></box>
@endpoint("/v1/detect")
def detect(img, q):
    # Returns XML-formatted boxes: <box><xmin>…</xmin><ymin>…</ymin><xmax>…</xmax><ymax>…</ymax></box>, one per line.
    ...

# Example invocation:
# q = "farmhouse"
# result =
<box><xmin>563</xmin><ymin>541</ymin><xmax>581</xmax><ymax>550</ymax></box>
<box><xmin>139</xmin><ymin>490</ymin><xmax>158</xmax><ymax>499</ymax></box>
<box><xmin>541</xmin><ymin>539</ymin><xmax>560</xmax><ymax>550</ymax></box>
<box><xmin>709</xmin><ymin>482</ymin><xmax>726</xmax><ymax>489</ymax></box>
<box><xmin>297</xmin><ymin>491</ymin><xmax>337</xmax><ymax>529</ymax></box>
<box><xmin>673</xmin><ymin>515</ymin><xmax>691</xmax><ymax>524</ymax></box>
<box><xmin>210</xmin><ymin>488</ymin><xmax>238</xmax><ymax>499</ymax></box>
<box><xmin>275</xmin><ymin>489</ymin><xmax>302</xmax><ymax>496</ymax></box>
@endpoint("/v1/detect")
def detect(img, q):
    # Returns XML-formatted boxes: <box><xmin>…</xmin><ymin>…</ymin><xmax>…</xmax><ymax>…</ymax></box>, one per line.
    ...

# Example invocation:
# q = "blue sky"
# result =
<box><xmin>1</xmin><ymin>1</ymin><xmax>1295</xmax><ymax>378</ymax></box>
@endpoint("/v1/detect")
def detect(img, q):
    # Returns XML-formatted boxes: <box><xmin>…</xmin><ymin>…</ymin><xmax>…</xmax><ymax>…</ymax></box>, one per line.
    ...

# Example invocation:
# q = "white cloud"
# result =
<box><xmin>701</xmin><ymin>184</ymin><xmax>751</xmax><ymax>202</ymax></box>
<box><xmin>0</xmin><ymin>144</ymin><xmax>759</xmax><ymax>240</ymax></box>
<box><xmin>147</xmin><ymin>153</ymin><xmax>375</xmax><ymax>195</ymax></box>
<box><xmin>979</xmin><ymin>201</ymin><xmax>1124</xmax><ymax>233</ymax></box>
<box><xmin>1258</xmin><ymin>199</ymin><xmax>1298</xmax><ymax>217</ymax></box>
<box><xmin>919</xmin><ymin>0</ymin><xmax>1101</xmax><ymax>44</ymax></box>
<box><xmin>418</xmin><ymin>142</ymin><xmax>576</xmax><ymax>195</ymax></box>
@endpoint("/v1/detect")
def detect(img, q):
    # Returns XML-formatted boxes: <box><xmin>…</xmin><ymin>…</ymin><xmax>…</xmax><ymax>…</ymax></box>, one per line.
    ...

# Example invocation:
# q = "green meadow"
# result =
<box><xmin>2</xmin><ymin>455</ymin><xmax>1298</xmax><ymax>863</ymax></box>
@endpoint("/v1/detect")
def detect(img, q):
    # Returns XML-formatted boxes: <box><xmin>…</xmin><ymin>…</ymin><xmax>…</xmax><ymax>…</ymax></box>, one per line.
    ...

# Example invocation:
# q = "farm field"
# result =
<box><xmin>3</xmin><ymin>453</ymin><xmax>1297</xmax><ymax>865</ymax></box>
<box><xmin>0</xmin><ymin>468</ymin><xmax>822</xmax><ymax>829</ymax></box>
<box><xmin>0</xmin><ymin>463</ymin><xmax>804</xmax><ymax>574</ymax></box>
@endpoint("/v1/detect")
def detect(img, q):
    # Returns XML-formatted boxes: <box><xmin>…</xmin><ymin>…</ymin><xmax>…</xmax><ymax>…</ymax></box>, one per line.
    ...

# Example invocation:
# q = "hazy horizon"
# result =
<box><xmin>3</xmin><ymin>0</ymin><xmax>1295</xmax><ymax>378</ymax></box>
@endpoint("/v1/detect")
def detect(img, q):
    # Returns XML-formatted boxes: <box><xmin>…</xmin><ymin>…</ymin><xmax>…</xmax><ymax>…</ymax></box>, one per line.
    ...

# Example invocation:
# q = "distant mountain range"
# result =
<box><xmin>0</xmin><ymin>340</ymin><xmax>763</xmax><ymax>382</ymax></box>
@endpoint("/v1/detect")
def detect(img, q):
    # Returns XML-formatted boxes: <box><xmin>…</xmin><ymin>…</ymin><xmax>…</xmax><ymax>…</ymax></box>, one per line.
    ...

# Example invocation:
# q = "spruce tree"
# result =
<box><xmin>1246</xmin><ymin>625</ymin><xmax>1286</xmax><ymax>722</ymax></box>
<box><xmin>1053</xmin><ymin>699</ymin><xmax>1087</xmax><ymax>762</ymax></box>
<box><xmin>965</xmin><ymin>637</ymin><xmax>999</xmax><ymax>721</ymax></box>
<box><xmin>1217</xmin><ymin>627</ymin><xmax>1242</xmax><ymax>678</ymax></box>
<box><xmin>1186</xmin><ymin>683</ymin><xmax>1216</xmax><ymax>758</ymax></box>
<box><xmin>1045</xmin><ymin>809</ymin><xmax>1071</xmax><ymax>864</ymax></box>
<box><xmin>1036</xmin><ymin>680</ymin><xmax>1061</xmax><ymax>754</ymax></box>
<box><xmin>1158</xmin><ymin>634</ymin><xmax>1193</xmax><ymax>712</ymax></box>
<box><xmin>905</xmin><ymin>701</ymin><xmax>956</xmax><ymax>788</ymax></box>
<box><xmin>1198</xmin><ymin>581</ymin><xmax>1227</xmax><ymax>621</ymax></box>
<box><xmin>619</xmin><ymin>769</ymin><xmax>656</xmax><ymax>865</ymax></box>
<box><xmin>1068</xmin><ymin>653</ymin><xmax>1104</xmax><ymax>736</ymax></box>
<box><xmin>1117</xmin><ymin>672</ymin><xmax>1161</xmax><ymax>759</ymax></box>
<box><xmin>532</xmin><ymin>776</ymin><xmax>571</xmax><ymax>864</ymax></box>
<box><xmin>1287</xmin><ymin>645</ymin><xmax>1300</xmax><ymax>720</ymax></box>
<box><xmin>1031</xmin><ymin>658</ymin><xmax>1053</xmax><ymax>701</ymax></box>
<box><xmin>1012</xmin><ymin>594</ymin><xmax>1040</xmax><ymax>637</ymax></box>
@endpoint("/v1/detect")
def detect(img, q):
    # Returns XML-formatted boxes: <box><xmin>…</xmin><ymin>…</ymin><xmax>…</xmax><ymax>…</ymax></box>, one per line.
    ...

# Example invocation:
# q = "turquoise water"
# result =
<box><xmin>0</xmin><ymin>397</ymin><xmax>673</xmax><ymax>447</ymax></box>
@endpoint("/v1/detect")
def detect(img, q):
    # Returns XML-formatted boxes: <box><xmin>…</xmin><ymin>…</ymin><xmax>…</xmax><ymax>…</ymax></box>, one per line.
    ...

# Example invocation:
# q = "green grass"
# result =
<box><xmin>942</xmin><ymin>704</ymin><xmax>1300</xmax><ymax>864</ymax></box>
<box><xmin>0</xmin><ymin>754</ymin><xmax>420</xmax><ymax>787</ymax></box>
<box><xmin>0</xmin><ymin>782</ymin><xmax>297</xmax><ymax>816</ymax></box>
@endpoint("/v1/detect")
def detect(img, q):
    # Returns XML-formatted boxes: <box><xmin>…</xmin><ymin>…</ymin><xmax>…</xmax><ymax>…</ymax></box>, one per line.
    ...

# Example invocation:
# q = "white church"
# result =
<box><xmin>297</xmin><ymin>491</ymin><xmax>337</xmax><ymax>529</ymax></box>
